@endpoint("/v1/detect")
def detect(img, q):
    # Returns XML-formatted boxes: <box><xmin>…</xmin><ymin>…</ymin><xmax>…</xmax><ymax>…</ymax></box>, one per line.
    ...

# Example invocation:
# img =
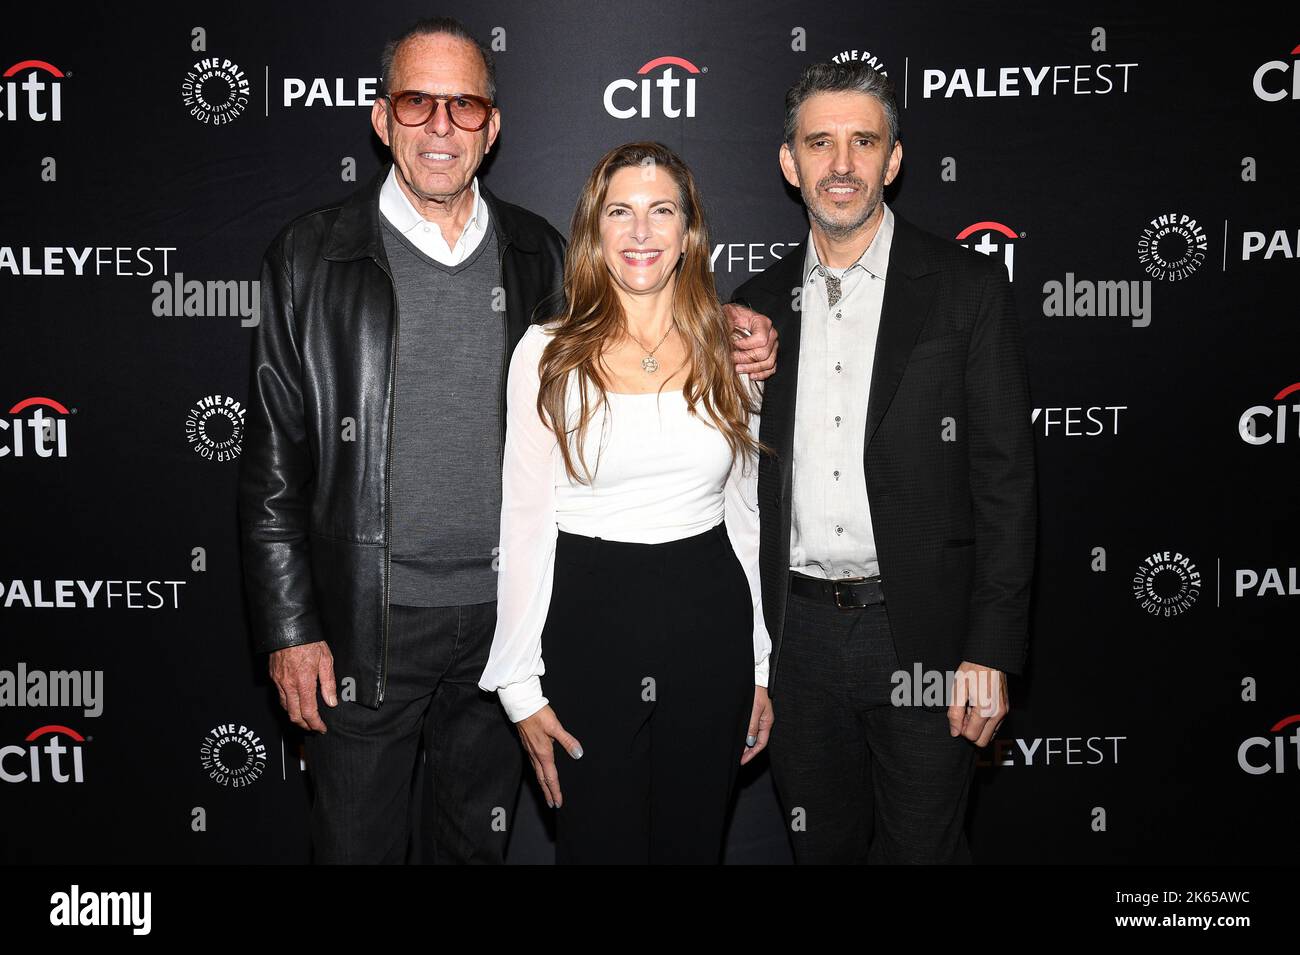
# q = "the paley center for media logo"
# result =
<box><xmin>182</xmin><ymin>55</ymin><xmax>250</xmax><ymax>124</ymax></box>
<box><xmin>200</xmin><ymin>722</ymin><xmax>267</xmax><ymax>788</ymax></box>
<box><xmin>1132</xmin><ymin>551</ymin><xmax>1201</xmax><ymax>617</ymax></box>
<box><xmin>1137</xmin><ymin>213</ymin><xmax>1207</xmax><ymax>282</ymax></box>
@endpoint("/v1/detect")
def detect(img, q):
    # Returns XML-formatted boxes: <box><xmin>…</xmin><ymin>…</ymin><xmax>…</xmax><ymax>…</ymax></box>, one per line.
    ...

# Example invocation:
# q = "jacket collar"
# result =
<box><xmin>744</xmin><ymin>208</ymin><xmax>939</xmax><ymax>306</ymax></box>
<box><xmin>323</xmin><ymin>162</ymin><xmax>540</xmax><ymax>262</ymax></box>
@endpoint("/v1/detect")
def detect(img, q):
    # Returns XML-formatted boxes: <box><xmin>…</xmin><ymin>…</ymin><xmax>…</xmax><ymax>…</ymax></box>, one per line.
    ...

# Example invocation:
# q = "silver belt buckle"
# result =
<box><xmin>833</xmin><ymin>576</ymin><xmax>869</xmax><ymax>609</ymax></box>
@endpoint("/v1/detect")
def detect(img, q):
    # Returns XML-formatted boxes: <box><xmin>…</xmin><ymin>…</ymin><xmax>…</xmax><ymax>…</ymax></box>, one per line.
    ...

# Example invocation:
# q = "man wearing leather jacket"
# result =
<box><xmin>237</xmin><ymin>17</ymin><xmax>778</xmax><ymax>863</ymax></box>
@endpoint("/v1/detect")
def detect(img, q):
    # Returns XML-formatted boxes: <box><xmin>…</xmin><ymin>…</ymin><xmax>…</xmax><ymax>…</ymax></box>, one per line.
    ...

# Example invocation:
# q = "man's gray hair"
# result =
<box><xmin>379</xmin><ymin>16</ymin><xmax>497</xmax><ymax>102</ymax></box>
<box><xmin>783</xmin><ymin>62</ymin><xmax>899</xmax><ymax>151</ymax></box>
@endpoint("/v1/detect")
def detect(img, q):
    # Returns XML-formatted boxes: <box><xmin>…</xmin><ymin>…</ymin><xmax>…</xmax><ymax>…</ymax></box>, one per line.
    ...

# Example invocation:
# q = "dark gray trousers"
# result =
<box><xmin>302</xmin><ymin>600</ymin><xmax>523</xmax><ymax>864</ymax></box>
<box><xmin>768</xmin><ymin>586</ymin><xmax>978</xmax><ymax>864</ymax></box>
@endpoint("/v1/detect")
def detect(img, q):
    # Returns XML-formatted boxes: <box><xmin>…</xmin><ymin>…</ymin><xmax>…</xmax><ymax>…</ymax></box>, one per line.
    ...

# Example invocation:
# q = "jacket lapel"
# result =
<box><xmin>736</xmin><ymin>242</ymin><xmax>805</xmax><ymax>501</ymax></box>
<box><xmin>864</xmin><ymin>212</ymin><xmax>938</xmax><ymax>450</ymax></box>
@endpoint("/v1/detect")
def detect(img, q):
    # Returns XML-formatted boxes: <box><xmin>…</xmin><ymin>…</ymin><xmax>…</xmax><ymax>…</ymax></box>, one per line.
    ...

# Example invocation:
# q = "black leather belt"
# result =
<box><xmin>789</xmin><ymin>571</ymin><xmax>885</xmax><ymax>609</ymax></box>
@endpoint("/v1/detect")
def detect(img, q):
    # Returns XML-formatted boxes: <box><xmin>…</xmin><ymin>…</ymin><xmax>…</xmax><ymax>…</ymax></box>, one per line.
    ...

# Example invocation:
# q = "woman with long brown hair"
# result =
<box><xmin>478</xmin><ymin>141</ymin><xmax>775</xmax><ymax>863</ymax></box>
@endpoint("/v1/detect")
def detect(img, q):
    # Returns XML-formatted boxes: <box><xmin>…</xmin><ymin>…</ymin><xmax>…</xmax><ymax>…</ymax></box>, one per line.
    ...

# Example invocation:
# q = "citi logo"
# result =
<box><xmin>0</xmin><ymin>396</ymin><xmax>71</xmax><ymax>458</ymax></box>
<box><xmin>1</xmin><ymin>59</ymin><xmax>63</xmax><ymax>122</ymax></box>
<box><xmin>604</xmin><ymin>55</ymin><xmax>703</xmax><ymax>119</ymax></box>
<box><xmin>1239</xmin><ymin>382</ymin><xmax>1300</xmax><ymax>445</ymax></box>
<box><xmin>1252</xmin><ymin>44</ymin><xmax>1300</xmax><ymax>101</ymax></box>
<box><xmin>956</xmin><ymin>221</ymin><xmax>1018</xmax><ymax>282</ymax></box>
<box><xmin>1237</xmin><ymin>714</ymin><xmax>1300</xmax><ymax>774</ymax></box>
<box><xmin>1</xmin><ymin>724</ymin><xmax>86</xmax><ymax>783</ymax></box>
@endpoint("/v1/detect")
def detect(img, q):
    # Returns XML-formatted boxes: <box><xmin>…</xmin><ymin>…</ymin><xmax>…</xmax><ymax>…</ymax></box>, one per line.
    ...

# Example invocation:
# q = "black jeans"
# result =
<box><xmin>302</xmin><ymin>600</ymin><xmax>523</xmax><ymax>863</ymax></box>
<box><xmin>540</xmin><ymin>520</ymin><xmax>755</xmax><ymax>864</ymax></box>
<box><xmin>768</xmin><ymin>587</ymin><xmax>978</xmax><ymax>864</ymax></box>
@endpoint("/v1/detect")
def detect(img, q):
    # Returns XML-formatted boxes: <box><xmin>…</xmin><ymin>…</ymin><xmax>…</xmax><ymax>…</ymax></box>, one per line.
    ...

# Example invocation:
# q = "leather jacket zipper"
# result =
<box><xmin>378</xmin><ymin>258</ymin><xmax>399</xmax><ymax>705</ymax></box>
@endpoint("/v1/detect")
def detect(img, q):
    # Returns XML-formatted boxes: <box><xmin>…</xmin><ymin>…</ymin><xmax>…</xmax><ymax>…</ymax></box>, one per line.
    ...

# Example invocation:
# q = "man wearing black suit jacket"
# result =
<box><xmin>730</xmin><ymin>62</ymin><xmax>1036</xmax><ymax>863</ymax></box>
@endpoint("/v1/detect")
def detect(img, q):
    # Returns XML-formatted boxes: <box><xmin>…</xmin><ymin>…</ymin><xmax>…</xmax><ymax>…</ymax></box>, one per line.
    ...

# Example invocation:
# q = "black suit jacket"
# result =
<box><xmin>732</xmin><ymin>210</ymin><xmax>1036</xmax><ymax>697</ymax></box>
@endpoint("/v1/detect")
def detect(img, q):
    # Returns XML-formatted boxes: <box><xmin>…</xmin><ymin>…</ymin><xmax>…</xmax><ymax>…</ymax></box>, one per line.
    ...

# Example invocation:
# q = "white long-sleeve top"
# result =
<box><xmin>478</xmin><ymin>321</ymin><xmax>771</xmax><ymax>723</ymax></box>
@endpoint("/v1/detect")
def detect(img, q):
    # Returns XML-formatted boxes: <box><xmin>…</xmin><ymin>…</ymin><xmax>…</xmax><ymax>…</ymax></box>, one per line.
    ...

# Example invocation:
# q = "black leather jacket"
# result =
<box><xmin>237</xmin><ymin>165</ymin><xmax>566</xmax><ymax>709</ymax></box>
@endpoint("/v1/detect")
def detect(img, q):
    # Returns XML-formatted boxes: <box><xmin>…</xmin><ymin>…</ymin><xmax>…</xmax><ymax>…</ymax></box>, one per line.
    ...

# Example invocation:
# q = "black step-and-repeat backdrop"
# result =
<box><xmin>2</xmin><ymin>3</ymin><xmax>1297</xmax><ymax>864</ymax></box>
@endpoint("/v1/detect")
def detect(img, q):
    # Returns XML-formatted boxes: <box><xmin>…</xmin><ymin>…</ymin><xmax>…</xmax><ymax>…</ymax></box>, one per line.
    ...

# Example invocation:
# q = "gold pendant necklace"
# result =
<box><xmin>630</xmin><ymin>319</ymin><xmax>676</xmax><ymax>374</ymax></box>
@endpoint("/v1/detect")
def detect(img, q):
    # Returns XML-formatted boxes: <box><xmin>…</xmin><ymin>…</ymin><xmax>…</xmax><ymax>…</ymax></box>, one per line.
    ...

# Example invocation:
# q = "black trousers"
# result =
<box><xmin>541</xmin><ymin>520</ymin><xmax>755</xmax><ymax>864</ymax></box>
<box><xmin>768</xmin><ymin>586</ymin><xmax>978</xmax><ymax>864</ymax></box>
<box><xmin>302</xmin><ymin>600</ymin><xmax>524</xmax><ymax>864</ymax></box>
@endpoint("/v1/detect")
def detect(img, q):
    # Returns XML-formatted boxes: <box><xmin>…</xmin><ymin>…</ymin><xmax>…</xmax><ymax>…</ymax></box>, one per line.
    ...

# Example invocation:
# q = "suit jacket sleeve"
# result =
<box><xmin>237</xmin><ymin>229</ymin><xmax>326</xmax><ymax>654</ymax></box>
<box><xmin>962</xmin><ymin>264</ymin><xmax>1036</xmax><ymax>675</ymax></box>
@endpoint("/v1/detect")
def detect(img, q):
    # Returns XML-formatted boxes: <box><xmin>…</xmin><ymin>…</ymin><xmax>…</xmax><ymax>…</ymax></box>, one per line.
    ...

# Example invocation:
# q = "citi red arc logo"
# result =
<box><xmin>1252</xmin><ymin>44</ymin><xmax>1300</xmax><ymax>101</ymax></box>
<box><xmin>604</xmin><ymin>55</ymin><xmax>703</xmax><ymax>119</ymax></box>
<box><xmin>956</xmin><ymin>221</ymin><xmax>1019</xmax><ymax>282</ymax></box>
<box><xmin>1</xmin><ymin>396</ymin><xmax>71</xmax><ymax>458</ymax></box>
<box><xmin>1</xmin><ymin>59</ymin><xmax>64</xmax><ymax>122</ymax></box>
<box><xmin>1</xmin><ymin>724</ymin><xmax>86</xmax><ymax>783</ymax></box>
<box><xmin>1238</xmin><ymin>714</ymin><xmax>1300</xmax><ymax>774</ymax></box>
<box><xmin>1239</xmin><ymin>382</ymin><xmax>1300</xmax><ymax>445</ymax></box>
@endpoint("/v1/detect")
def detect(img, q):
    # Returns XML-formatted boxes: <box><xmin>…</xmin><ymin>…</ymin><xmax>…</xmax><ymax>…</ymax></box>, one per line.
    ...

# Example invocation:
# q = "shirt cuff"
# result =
<box><xmin>498</xmin><ymin>676</ymin><xmax>548</xmax><ymax>724</ymax></box>
<box><xmin>755</xmin><ymin>655</ymin><xmax>769</xmax><ymax>688</ymax></box>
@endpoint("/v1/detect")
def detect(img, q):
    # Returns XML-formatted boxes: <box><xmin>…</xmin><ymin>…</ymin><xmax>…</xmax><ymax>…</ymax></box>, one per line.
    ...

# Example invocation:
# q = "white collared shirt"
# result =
<box><xmin>790</xmin><ymin>202</ymin><xmax>895</xmax><ymax>580</ymax></box>
<box><xmin>378</xmin><ymin>165</ymin><xmax>490</xmax><ymax>265</ymax></box>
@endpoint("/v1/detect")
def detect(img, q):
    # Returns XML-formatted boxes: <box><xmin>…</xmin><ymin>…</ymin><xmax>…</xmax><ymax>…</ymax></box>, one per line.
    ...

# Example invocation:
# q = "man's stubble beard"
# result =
<box><xmin>805</xmin><ymin>175</ymin><xmax>886</xmax><ymax>242</ymax></box>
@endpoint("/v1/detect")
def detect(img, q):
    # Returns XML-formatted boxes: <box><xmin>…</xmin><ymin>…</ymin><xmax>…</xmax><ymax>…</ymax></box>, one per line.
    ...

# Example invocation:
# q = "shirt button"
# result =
<box><xmin>835</xmin><ymin>311</ymin><xmax>842</xmax><ymax>320</ymax></box>
<box><xmin>833</xmin><ymin>470</ymin><xmax>840</xmax><ymax>479</ymax></box>
<box><xmin>423</xmin><ymin>225</ymin><xmax>431</xmax><ymax>232</ymax></box>
<box><xmin>835</xmin><ymin>525</ymin><xmax>844</xmax><ymax>535</ymax></box>
<box><xmin>842</xmin><ymin>569</ymin><xmax>852</xmax><ymax>577</ymax></box>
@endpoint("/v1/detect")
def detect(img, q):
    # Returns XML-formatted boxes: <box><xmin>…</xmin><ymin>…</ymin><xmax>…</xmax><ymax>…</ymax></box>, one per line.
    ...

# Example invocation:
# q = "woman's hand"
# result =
<box><xmin>516</xmin><ymin>705</ymin><xmax>584</xmax><ymax>808</ymax></box>
<box><xmin>740</xmin><ymin>685</ymin><xmax>774</xmax><ymax>765</ymax></box>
